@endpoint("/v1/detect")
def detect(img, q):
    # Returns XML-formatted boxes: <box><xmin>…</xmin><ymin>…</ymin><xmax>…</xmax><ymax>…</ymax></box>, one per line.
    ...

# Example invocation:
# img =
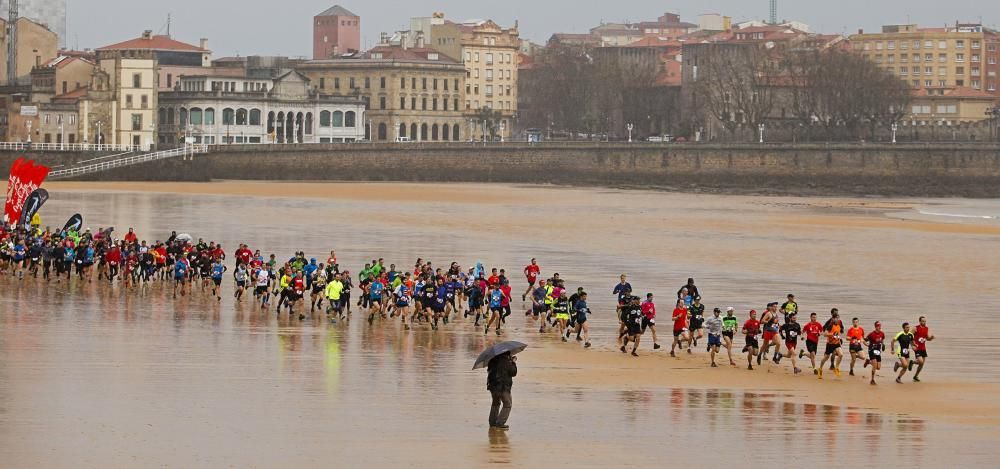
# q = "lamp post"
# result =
<box><xmin>499</xmin><ymin>120</ymin><xmax>506</xmax><ymax>143</ymax></box>
<box><xmin>758</xmin><ymin>123</ymin><xmax>765</xmax><ymax>144</ymax></box>
<box><xmin>627</xmin><ymin>123</ymin><xmax>634</xmax><ymax>143</ymax></box>
<box><xmin>891</xmin><ymin>122</ymin><xmax>898</xmax><ymax>144</ymax></box>
<box><xmin>26</xmin><ymin>120</ymin><xmax>32</xmax><ymax>144</ymax></box>
<box><xmin>59</xmin><ymin>119</ymin><xmax>64</xmax><ymax>150</ymax></box>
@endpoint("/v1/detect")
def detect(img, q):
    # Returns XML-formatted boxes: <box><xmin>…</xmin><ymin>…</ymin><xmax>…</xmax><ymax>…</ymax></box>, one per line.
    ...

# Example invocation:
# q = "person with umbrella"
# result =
<box><xmin>475</xmin><ymin>341</ymin><xmax>524</xmax><ymax>430</ymax></box>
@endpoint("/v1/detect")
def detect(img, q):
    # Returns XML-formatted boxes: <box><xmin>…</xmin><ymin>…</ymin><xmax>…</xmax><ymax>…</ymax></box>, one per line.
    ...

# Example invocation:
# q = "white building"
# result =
<box><xmin>157</xmin><ymin>70</ymin><xmax>366</xmax><ymax>144</ymax></box>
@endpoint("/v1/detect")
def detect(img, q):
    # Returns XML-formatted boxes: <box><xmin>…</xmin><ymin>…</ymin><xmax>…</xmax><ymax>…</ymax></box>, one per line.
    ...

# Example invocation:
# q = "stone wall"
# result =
<box><xmin>7</xmin><ymin>143</ymin><xmax>1000</xmax><ymax>197</ymax></box>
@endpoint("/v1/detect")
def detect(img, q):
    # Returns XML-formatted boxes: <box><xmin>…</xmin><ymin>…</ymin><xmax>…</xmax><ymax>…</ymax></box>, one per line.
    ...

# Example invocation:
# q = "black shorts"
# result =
<box><xmin>745</xmin><ymin>337</ymin><xmax>759</xmax><ymax>349</ymax></box>
<box><xmin>641</xmin><ymin>317</ymin><xmax>655</xmax><ymax>332</ymax></box>
<box><xmin>213</xmin><ymin>278</ymin><xmax>222</xmax><ymax>286</ymax></box>
<box><xmin>868</xmin><ymin>348</ymin><xmax>883</xmax><ymax>362</ymax></box>
<box><xmin>626</xmin><ymin>322</ymin><xmax>642</xmax><ymax>337</ymax></box>
<box><xmin>824</xmin><ymin>343</ymin><xmax>841</xmax><ymax>356</ymax></box>
<box><xmin>915</xmin><ymin>350</ymin><xmax>928</xmax><ymax>358</ymax></box>
<box><xmin>576</xmin><ymin>314</ymin><xmax>587</xmax><ymax>325</ymax></box>
<box><xmin>806</xmin><ymin>340</ymin><xmax>818</xmax><ymax>354</ymax></box>
<box><xmin>690</xmin><ymin>317</ymin><xmax>704</xmax><ymax>330</ymax></box>
<box><xmin>312</xmin><ymin>284</ymin><xmax>324</xmax><ymax>295</ymax></box>
<box><xmin>849</xmin><ymin>343</ymin><xmax>863</xmax><ymax>353</ymax></box>
<box><xmin>673</xmin><ymin>328</ymin><xmax>687</xmax><ymax>338</ymax></box>
<box><xmin>532</xmin><ymin>304</ymin><xmax>547</xmax><ymax>316</ymax></box>
<box><xmin>255</xmin><ymin>285</ymin><xmax>268</xmax><ymax>295</ymax></box>
<box><xmin>722</xmin><ymin>331</ymin><xmax>734</xmax><ymax>339</ymax></box>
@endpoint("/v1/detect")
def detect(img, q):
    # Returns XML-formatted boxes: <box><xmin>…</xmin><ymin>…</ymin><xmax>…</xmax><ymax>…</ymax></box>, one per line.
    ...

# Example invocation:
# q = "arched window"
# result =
<box><xmin>222</xmin><ymin>108</ymin><xmax>235</xmax><ymax>125</ymax></box>
<box><xmin>453</xmin><ymin>124</ymin><xmax>460</xmax><ymax>142</ymax></box>
<box><xmin>410</xmin><ymin>123</ymin><xmax>418</xmax><ymax>141</ymax></box>
<box><xmin>189</xmin><ymin>108</ymin><xmax>203</xmax><ymax>125</ymax></box>
<box><xmin>249</xmin><ymin>109</ymin><xmax>261</xmax><ymax>126</ymax></box>
<box><xmin>204</xmin><ymin>108</ymin><xmax>215</xmax><ymax>125</ymax></box>
<box><xmin>179</xmin><ymin>108</ymin><xmax>188</xmax><ymax>126</ymax></box>
<box><xmin>421</xmin><ymin>123</ymin><xmax>428</xmax><ymax>141</ymax></box>
<box><xmin>320</xmin><ymin>110</ymin><xmax>331</xmax><ymax>127</ymax></box>
<box><xmin>345</xmin><ymin>111</ymin><xmax>356</xmax><ymax>127</ymax></box>
<box><xmin>431</xmin><ymin>124</ymin><xmax>439</xmax><ymax>141</ymax></box>
<box><xmin>305</xmin><ymin>113</ymin><xmax>313</xmax><ymax>134</ymax></box>
<box><xmin>442</xmin><ymin>123</ymin><xmax>450</xmax><ymax>141</ymax></box>
<box><xmin>236</xmin><ymin>108</ymin><xmax>248</xmax><ymax>125</ymax></box>
<box><xmin>332</xmin><ymin>111</ymin><xmax>344</xmax><ymax>127</ymax></box>
<box><xmin>399</xmin><ymin>123</ymin><xmax>406</xmax><ymax>138</ymax></box>
<box><xmin>158</xmin><ymin>108</ymin><xmax>166</xmax><ymax>124</ymax></box>
<box><xmin>378</xmin><ymin>123</ymin><xmax>387</xmax><ymax>140</ymax></box>
<box><xmin>167</xmin><ymin>107</ymin><xmax>175</xmax><ymax>125</ymax></box>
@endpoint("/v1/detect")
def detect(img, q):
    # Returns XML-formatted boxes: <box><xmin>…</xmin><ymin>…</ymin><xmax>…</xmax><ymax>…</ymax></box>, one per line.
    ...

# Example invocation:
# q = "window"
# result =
<box><xmin>863</xmin><ymin>42</ymin><xmax>871</xmax><ymax>51</ymax></box>
<box><xmin>956</xmin><ymin>53</ymin><xmax>964</xmax><ymax>63</ymax></box>
<box><xmin>332</xmin><ymin>111</ymin><xmax>344</xmax><ymax>127</ymax></box>
<box><xmin>990</xmin><ymin>56</ymin><xmax>998</xmax><ymax>65</ymax></box>
<box><xmin>485</xmin><ymin>85</ymin><xmax>493</xmax><ymax>97</ymax></box>
<box><xmin>380</xmin><ymin>76</ymin><xmax>386</xmax><ymax>89</ymax></box>
<box><xmin>379</xmin><ymin>97</ymin><xmax>386</xmax><ymax>109</ymax></box>
<box><xmin>465</xmin><ymin>51</ymin><xmax>471</xmax><ymax>62</ymax></box>
<box><xmin>335</xmin><ymin>77</ymin><xmax>341</xmax><ymax>89</ymax></box>
<box><xmin>141</xmin><ymin>95</ymin><xmax>148</xmax><ymax>109</ymax></box>
<box><xmin>900</xmin><ymin>67</ymin><xmax>908</xmax><ymax>76</ymax></box>
<box><xmin>401</xmin><ymin>77</ymin><xmax>406</xmax><ymax>89</ymax></box>
<box><xmin>432</xmin><ymin>98</ymin><xmax>437</xmax><ymax>111</ymax></box>
<box><xmin>205</xmin><ymin>108</ymin><xmax>215</xmax><ymax>125</ymax></box>
<box><xmin>411</xmin><ymin>97</ymin><xmax>417</xmax><ymax>110</ymax></box>
<box><xmin>236</xmin><ymin>109</ymin><xmax>248</xmax><ymax>125</ymax></box>
<box><xmin>126</xmin><ymin>94</ymin><xmax>133</xmax><ymax>108</ymax></box>
<box><xmin>924</xmin><ymin>53</ymin><xmax>932</xmax><ymax>62</ymax></box>
<box><xmin>925</xmin><ymin>80</ymin><xmax>932</xmax><ymax>87</ymax></box>
<box><xmin>222</xmin><ymin>108</ymin><xmax>235</xmax><ymax>125</ymax></box>
<box><xmin>938</xmin><ymin>40</ymin><xmax>947</xmax><ymax>49</ymax></box>
<box><xmin>924</xmin><ymin>40</ymin><xmax>933</xmax><ymax>49</ymax></box>
<box><xmin>956</xmin><ymin>67</ymin><xmax>965</xmax><ymax>75</ymax></box>
<box><xmin>475</xmin><ymin>52</ymin><xmax>480</xmax><ymax>62</ymax></box>
<box><xmin>887</xmin><ymin>41</ymin><xmax>895</xmax><ymax>50</ymax></box>
<box><xmin>364</xmin><ymin>77</ymin><xmax>370</xmax><ymax>89</ymax></box>
<box><xmin>249</xmin><ymin>109</ymin><xmax>260</xmax><ymax>126</ymax></box>
<box><xmin>972</xmin><ymin>54</ymin><xmax>980</xmax><ymax>63</ymax></box>
<box><xmin>454</xmin><ymin>99</ymin><xmax>459</xmax><ymax>111</ymax></box>
<box><xmin>344</xmin><ymin>111</ymin><xmax>356</xmax><ymax>127</ymax></box>
<box><xmin>972</xmin><ymin>68</ymin><xmax>981</xmax><ymax>76</ymax></box>
<box><xmin>486</xmin><ymin>53</ymin><xmax>494</xmax><ymax>64</ymax></box>
<box><xmin>901</xmin><ymin>55</ymin><xmax>909</xmax><ymax>64</ymax></box>
<box><xmin>433</xmin><ymin>79</ymin><xmax>438</xmax><ymax>90</ymax></box>
<box><xmin>422</xmin><ymin>98</ymin><xmax>427</xmax><ymax>110</ymax></box>
<box><xmin>875</xmin><ymin>42</ymin><xmax>883</xmax><ymax>50</ymax></box>
<box><xmin>320</xmin><ymin>77</ymin><xmax>325</xmax><ymax>89</ymax></box>
<box><xmin>454</xmin><ymin>79</ymin><xmax>459</xmax><ymax>90</ymax></box>
<box><xmin>972</xmin><ymin>79</ymin><xmax>980</xmax><ymax>89</ymax></box>
<box><xmin>486</xmin><ymin>69</ymin><xmax>493</xmax><ymax>81</ymax></box>
<box><xmin>474</xmin><ymin>69</ymin><xmax>480</xmax><ymax>79</ymax></box>
<box><xmin>466</xmin><ymin>100</ymin><xmax>471</xmax><ymax>110</ymax></box>
<box><xmin>131</xmin><ymin>114</ymin><xmax>142</xmax><ymax>131</ymax></box>
<box><xmin>412</xmin><ymin>78</ymin><xmax>417</xmax><ymax>89</ymax></box>
<box><xmin>190</xmin><ymin>108</ymin><xmax>203</xmax><ymax>125</ymax></box>
<box><xmin>887</xmin><ymin>55</ymin><xmax>895</xmax><ymax>64</ymax></box>
<box><xmin>167</xmin><ymin>74</ymin><xmax>173</xmax><ymax>88</ymax></box>
<box><xmin>422</xmin><ymin>78</ymin><xmax>427</xmax><ymax>90</ymax></box>
<box><xmin>400</xmin><ymin>97</ymin><xmax>406</xmax><ymax>109</ymax></box>
<box><xmin>320</xmin><ymin>110</ymin><xmax>331</xmax><ymax>127</ymax></box>
<box><xmin>924</xmin><ymin>66</ymin><xmax>933</xmax><ymax>76</ymax></box>
<box><xmin>133</xmin><ymin>73</ymin><xmax>142</xmax><ymax>88</ymax></box>
<box><xmin>444</xmin><ymin>79</ymin><xmax>449</xmax><ymax>91</ymax></box>
<box><xmin>901</xmin><ymin>41</ymin><xmax>909</xmax><ymax>50</ymax></box>
<box><xmin>956</xmin><ymin>40</ymin><xmax>965</xmax><ymax>50</ymax></box>
<box><xmin>939</xmin><ymin>54</ymin><xmax>947</xmax><ymax>63</ymax></box>
<box><xmin>938</xmin><ymin>68</ymin><xmax>947</xmax><ymax>76</ymax></box>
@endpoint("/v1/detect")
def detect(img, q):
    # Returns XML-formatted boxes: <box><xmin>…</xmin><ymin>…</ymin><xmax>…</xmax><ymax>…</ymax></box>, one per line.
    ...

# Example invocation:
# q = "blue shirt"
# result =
<box><xmin>370</xmin><ymin>281</ymin><xmax>384</xmax><ymax>299</ymax></box>
<box><xmin>489</xmin><ymin>290</ymin><xmax>503</xmax><ymax>309</ymax></box>
<box><xmin>212</xmin><ymin>264</ymin><xmax>225</xmax><ymax>279</ymax></box>
<box><xmin>175</xmin><ymin>261</ymin><xmax>188</xmax><ymax>277</ymax></box>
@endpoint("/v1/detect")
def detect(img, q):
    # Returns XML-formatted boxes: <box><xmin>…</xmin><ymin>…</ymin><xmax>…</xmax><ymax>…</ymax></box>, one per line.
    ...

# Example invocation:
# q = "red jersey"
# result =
<box><xmin>914</xmin><ymin>325</ymin><xmax>930</xmax><ymax>351</ymax></box>
<box><xmin>237</xmin><ymin>248</ymin><xmax>252</xmax><ymax>264</ymax></box>
<box><xmin>212</xmin><ymin>248</ymin><xmax>225</xmax><ymax>260</ymax></box>
<box><xmin>802</xmin><ymin>321</ymin><xmax>823</xmax><ymax>343</ymax></box>
<box><xmin>866</xmin><ymin>330</ymin><xmax>886</xmax><ymax>346</ymax></box>
<box><xmin>847</xmin><ymin>326</ymin><xmax>865</xmax><ymax>346</ymax></box>
<box><xmin>293</xmin><ymin>277</ymin><xmax>305</xmax><ymax>294</ymax></box>
<box><xmin>641</xmin><ymin>301</ymin><xmax>657</xmax><ymax>320</ymax></box>
<box><xmin>500</xmin><ymin>285</ymin><xmax>512</xmax><ymax>307</ymax></box>
<box><xmin>743</xmin><ymin>319</ymin><xmax>761</xmax><ymax>336</ymax></box>
<box><xmin>487</xmin><ymin>275</ymin><xmax>500</xmax><ymax>287</ymax></box>
<box><xmin>524</xmin><ymin>264</ymin><xmax>540</xmax><ymax>281</ymax></box>
<box><xmin>124</xmin><ymin>232</ymin><xmax>137</xmax><ymax>244</ymax></box>
<box><xmin>672</xmin><ymin>307</ymin><xmax>688</xmax><ymax>332</ymax></box>
<box><xmin>105</xmin><ymin>247</ymin><xmax>122</xmax><ymax>264</ymax></box>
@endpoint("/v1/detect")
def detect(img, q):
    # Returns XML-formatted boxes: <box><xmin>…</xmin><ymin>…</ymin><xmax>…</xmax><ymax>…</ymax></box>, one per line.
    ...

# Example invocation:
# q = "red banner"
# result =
<box><xmin>5</xmin><ymin>158</ymin><xmax>50</xmax><ymax>224</ymax></box>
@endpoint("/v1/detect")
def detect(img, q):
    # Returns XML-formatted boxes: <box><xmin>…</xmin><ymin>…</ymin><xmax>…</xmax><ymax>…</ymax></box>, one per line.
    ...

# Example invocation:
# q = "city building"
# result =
<box><xmin>97</xmin><ymin>31</ymin><xmax>212</xmax><ymax>91</ymax></box>
<box><xmin>698</xmin><ymin>13</ymin><xmax>732</xmax><ymax>32</ymax></box>
<box><xmin>0</xmin><ymin>16</ymin><xmax>58</xmax><ymax>83</ymax></box>
<box><xmin>297</xmin><ymin>44</ymin><xmax>466</xmax><ymax>141</ymax></box>
<box><xmin>851</xmin><ymin>23</ymin><xmax>1000</xmax><ymax>96</ymax></box>
<box><xmin>0</xmin><ymin>53</ymin><xmax>93</xmax><ymax>142</ymax></box>
<box><xmin>906</xmin><ymin>86</ymin><xmax>998</xmax><ymax>125</ymax></box>
<box><xmin>157</xmin><ymin>71</ymin><xmax>366</xmax><ymax>145</ymax></box>
<box><xmin>94</xmin><ymin>40</ymin><xmax>157</xmax><ymax>148</ymax></box>
<box><xmin>0</xmin><ymin>0</ymin><xmax>65</xmax><ymax>47</ymax></box>
<box><xmin>313</xmin><ymin>5</ymin><xmax>360</xmax><ymax>60</ymax></box>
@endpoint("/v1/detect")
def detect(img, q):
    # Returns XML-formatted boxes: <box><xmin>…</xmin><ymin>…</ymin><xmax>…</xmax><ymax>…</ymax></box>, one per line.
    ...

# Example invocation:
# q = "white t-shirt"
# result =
<box><xmin>256</xmin><ymin>269</ymin><xmax>270</xmax><ymax>287</ymax></box>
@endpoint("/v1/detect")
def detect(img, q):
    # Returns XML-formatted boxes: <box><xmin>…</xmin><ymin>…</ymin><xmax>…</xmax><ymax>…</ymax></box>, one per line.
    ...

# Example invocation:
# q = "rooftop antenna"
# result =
<box><xmin>167</xmin><ymin>13</ymin><xmax>171</xmax><ymax>37</ymax></box>
<box><xmin>769</xmin><ymin>0</ymin><xmax>777</xmax><ymax>25</ymax></box>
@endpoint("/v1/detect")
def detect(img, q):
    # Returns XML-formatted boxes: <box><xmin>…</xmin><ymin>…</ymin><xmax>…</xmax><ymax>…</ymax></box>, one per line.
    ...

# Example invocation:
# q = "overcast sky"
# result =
<box><xmin>66</xmin><ymin>0</ymin><xmax>1000</xmax><ymax>57</ymax></box>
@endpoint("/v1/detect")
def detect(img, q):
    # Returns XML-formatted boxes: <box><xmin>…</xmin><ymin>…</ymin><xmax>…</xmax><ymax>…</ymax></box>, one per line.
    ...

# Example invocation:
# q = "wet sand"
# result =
<box><xmin>3</xmin><ymin>181</ymin><xmax>999</xmax><ymax>467</ymax></box>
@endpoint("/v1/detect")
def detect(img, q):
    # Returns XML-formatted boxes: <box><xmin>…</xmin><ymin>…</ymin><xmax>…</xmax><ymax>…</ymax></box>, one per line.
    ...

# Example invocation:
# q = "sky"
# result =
<box><xmin>64</xmin><ymin>0</ymin><xmax>1000</xmax><ymax>57</ymax></box>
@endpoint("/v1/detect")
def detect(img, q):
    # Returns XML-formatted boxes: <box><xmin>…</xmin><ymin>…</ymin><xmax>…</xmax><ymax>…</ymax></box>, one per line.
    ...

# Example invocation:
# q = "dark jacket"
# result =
<box><xmin>487</xmin><ymin>354</ymin><xmax>517</xmax><ymax>392</ymax></box>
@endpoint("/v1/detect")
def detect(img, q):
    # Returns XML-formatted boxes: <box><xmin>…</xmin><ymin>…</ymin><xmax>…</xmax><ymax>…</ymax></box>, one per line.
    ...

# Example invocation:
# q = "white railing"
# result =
<box><xmin>0</xmin><ymin>142</ymin><xmax>148</xmax><ymax>152</ymax></box>
<box><xmin>48</xmin><ymin>145</ymin><xmax>209</xmax><ymax>180</ymax></box>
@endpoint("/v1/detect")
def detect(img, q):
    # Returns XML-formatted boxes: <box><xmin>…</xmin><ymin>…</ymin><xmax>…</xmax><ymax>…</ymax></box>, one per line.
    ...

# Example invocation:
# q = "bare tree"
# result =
<box><xmin>690</xmin><ymin>43</ymin><xmax>778</xmax><ymax>141</ymax></box>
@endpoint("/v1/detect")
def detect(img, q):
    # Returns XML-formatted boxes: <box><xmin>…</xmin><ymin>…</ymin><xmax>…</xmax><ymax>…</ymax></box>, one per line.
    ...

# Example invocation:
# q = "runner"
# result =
<box><xmin>688</xmin><ymin>296</ymin><xmax>705</xmax><ymax>348</ymax></box>
<box><xmin>799</xmin><ymin>312</ymin><xmax>823</xmax><ymax>374</ymax></box>
<box><xmin>911</xmin><ymin>316</ymin><xmax>935</xmax><ymax>382</ymax></box>
<box><xmin>173</xmin><ymin>255</ymin><xmax>189</xmax><ymax>298</ymax></box>
<box><xmin>522</xmin><ymin>258</ymin><xmax>540</xmax><ymax>302</ymax></box>
<box><xmin>721</xmin><ymin>307</ymin><xmax>738</xmax><ymax>366</ymax></box>
<box><xmin>620</xmin><ymin>296</ymin><xmax>643</xmax><ymax>357</ymax></box>
<box><xmin>233</xmin><ymin>263</ymin><xmax>248</xmax><ymax>302</ymax></box>
<box><xmin>846</xmin><ymin>318</ymin><xmax>866</xmax><ymax>376</ymax></box>
<box><xmin>892</xmin><ymin>322</ymin><xmax>915</xmax><ymax>384</ymax></box>
<box><xmin>742</xmin><ymin>310</ymin><xmax>761</xmax><ymax>371</ymax></box>
<box><xmin>210</xmin><ymin>258</ymin><xmax>226</xmax><ymax>300</ymax></box>
<box><xmin>779</xmin><ymin>312</ymin><xmax>803</xmax><ymax>374</ymax></box>
<box><xmin>572</xmin><ymin>292</ymin><xmax>592</xmax><ymax>348</ymax></box>
<box><xmin>759</xmin><ymin>303</ymin><xmax>782</xmax><ymax>365</ymax></box>
<box><xmin>818</xmin><ymin>309</ymin><xmax>845</xmax><ymax>379</ymax></box>
<box><xmin>704</xmin><ymin>308</ymin><xmax>724</xmax><ymax>367</ymax></box>
<box><xmin>640</xmin><ymin>293</ymin><xmax>660</xmax><ymax>350</ymax></box>
<box><xmin>864</xmin><ymin>321</ymin><xmax>886</xmax><ymax>385</ymax></box>
<box><xmin>394</xmin><ymin>278</ymin><xmax>412</xmax><ymax>330</ymax></box>
<box><xmin>669</xmin><ymin>299</ymin><xmax>690</xmax><ymax>357</ymax></box>
<box><xmin>485</xmin><ymin>284</ymin><xmax>504</xmax><ymax>336</ymax></box>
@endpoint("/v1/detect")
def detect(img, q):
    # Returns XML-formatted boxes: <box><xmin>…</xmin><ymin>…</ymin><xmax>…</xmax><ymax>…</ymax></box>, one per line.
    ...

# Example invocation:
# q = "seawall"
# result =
<box><xmin>6</xmin><ymin>143</ymin><xmax>1000</xmax><ymax>197</ymax></box>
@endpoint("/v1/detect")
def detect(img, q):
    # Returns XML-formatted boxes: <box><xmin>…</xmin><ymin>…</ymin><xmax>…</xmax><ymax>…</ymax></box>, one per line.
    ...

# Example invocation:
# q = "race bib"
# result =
<box><xmin>872</xmin><ymin>349</ymin><xmax>881</xmax><ymax>356</ymax></box>
<box><xmin>901</xmin><ymin>348</ymin><xmax>909</xmax><ymax>354</ymax></box>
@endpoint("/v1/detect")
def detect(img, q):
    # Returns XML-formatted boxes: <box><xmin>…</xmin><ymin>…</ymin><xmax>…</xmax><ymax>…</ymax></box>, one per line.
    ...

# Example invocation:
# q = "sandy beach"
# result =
<box><xmin>4</xmin><ymin>181</ymin><xmax>999</xmax><ymax>466</ymax></box>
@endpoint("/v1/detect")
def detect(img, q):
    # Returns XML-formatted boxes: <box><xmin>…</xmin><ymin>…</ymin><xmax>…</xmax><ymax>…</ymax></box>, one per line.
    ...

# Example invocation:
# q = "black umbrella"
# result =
<box><xmin>473</xmin><ymin>341</ymin><xmax>527</xmax><ymax>370</ymax></box>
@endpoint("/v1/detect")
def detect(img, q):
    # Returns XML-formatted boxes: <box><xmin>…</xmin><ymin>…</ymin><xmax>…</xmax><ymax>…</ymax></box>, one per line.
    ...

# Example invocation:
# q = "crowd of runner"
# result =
<box><xmin>0</xmin><ymin>224</ymin><xmax>935</xmax><ymax>385</ymax></box>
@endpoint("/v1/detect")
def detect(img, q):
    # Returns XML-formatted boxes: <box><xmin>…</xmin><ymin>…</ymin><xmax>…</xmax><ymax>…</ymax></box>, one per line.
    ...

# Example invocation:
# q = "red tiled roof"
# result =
<box><xmin>53</xmin><ymin>86</ymin><xmax>90</xmax><ymax>102</ymax></box>
<box><xmin>912</xmin><ymin>86</ymin><xmax>997</xmax><ymax>99</ymax></box>
<box><xmin>97</xmin><ymin>35</ymin><xmax>206</xmax><ymax>52</ymax></box>
<box><xmin>625</xmin><ymin>36</ymin><xmax>682</xmax><ymax>48</ymax></box>
<box><xmin>363</xmin><ymin>46</ymin><xmax>461</xmax><ymax>64</ymax></box>
<box><xmin>42</xmin><ymin>56</ymin><xmax>95</xmax><ymax>69</ymax></box>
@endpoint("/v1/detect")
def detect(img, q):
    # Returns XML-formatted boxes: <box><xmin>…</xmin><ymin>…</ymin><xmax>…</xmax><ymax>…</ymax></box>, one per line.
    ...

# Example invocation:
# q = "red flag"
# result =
<box><xmin>4</xmin><ymin>157</ymin><xmax>49</xmax><ymax>224</ymax></box>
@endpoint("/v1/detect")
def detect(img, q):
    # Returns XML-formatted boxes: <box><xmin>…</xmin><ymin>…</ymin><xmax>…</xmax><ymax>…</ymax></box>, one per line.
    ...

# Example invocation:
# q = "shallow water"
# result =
<box><xmin>1</xmin><ymin>185</ymin><xmax>999</xmax><ymax>467</ymax></box>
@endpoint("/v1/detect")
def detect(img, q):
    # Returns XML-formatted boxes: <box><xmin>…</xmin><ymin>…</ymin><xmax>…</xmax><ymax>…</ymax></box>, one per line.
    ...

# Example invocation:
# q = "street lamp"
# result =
<box><xmin>499</xmin><ymin>120</ymin><xmax>506</xmax><ymax>143</ymax></box>
<box><xmin>96</xmin><ymin>120</ymin><xmax>103</xmax><ymax>148</ymax></box>
<box><xmin>891</xmin><ymin>122</ymin><xmax>898</xmax><ymax>144</ymax></box>
<box><xmin>758</xmin><ymin>123</ymin><xmax>765</xmax><ymax>144</ymax></box>
<box><xmin>26</xmin><ymin>120</ymin><xmax>32</xmax><ymax>144</ymax></box>
<box><xmin>59</xmin><ymin>118</ymin><xmax>64</xmax><ymax>150</ymax></box>
<box><xmin>627</xmin><ymin>123</ymin><xmax>634</xmax><ymax>143</ymax></box>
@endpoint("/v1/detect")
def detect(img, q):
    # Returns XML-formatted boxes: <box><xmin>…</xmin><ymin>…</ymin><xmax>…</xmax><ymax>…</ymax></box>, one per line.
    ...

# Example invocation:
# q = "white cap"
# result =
<box><xmin>726</xmin><ymin>307</ymin><xmax>734</xmax><ymax>312</ymax></box>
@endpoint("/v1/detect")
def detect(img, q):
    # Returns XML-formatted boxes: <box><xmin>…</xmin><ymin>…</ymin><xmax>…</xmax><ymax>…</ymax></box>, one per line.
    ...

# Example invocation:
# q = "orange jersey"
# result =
<box><xmin>847</xmin><ymin>326</ymin><xmax>865</xmax><ymax>345</ymax></box>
